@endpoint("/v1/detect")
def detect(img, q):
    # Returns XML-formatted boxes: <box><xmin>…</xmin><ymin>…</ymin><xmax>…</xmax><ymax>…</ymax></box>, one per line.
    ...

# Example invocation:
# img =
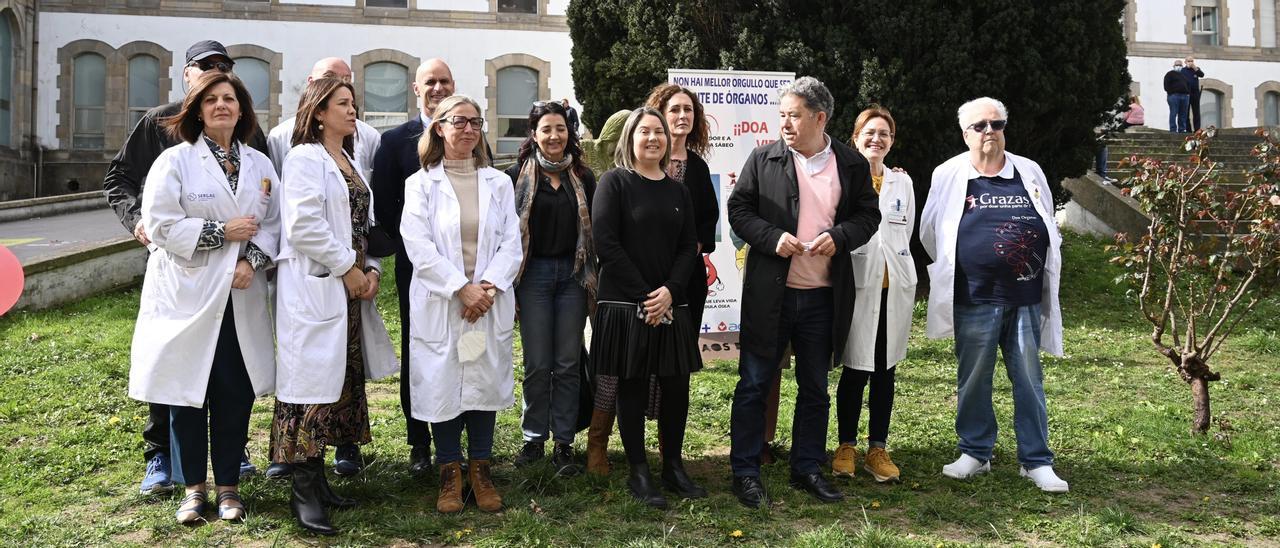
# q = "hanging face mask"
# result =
<box><xmin>456</xmin><ymin>287</ymin><xmax>498</xmax><ymax>363</ymax></box>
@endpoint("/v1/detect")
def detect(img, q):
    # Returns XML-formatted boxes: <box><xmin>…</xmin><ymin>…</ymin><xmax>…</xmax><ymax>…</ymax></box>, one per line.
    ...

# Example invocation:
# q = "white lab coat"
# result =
<box><xmin>267</xmin><ymin>117</ymin><xmax>381</xmax><ymax>183</ymax></box>
<box><xmin>275</xmin><ymin>143</ymin><xmax>398</xmax><ymax>404</ymax></box>
<box><xmin>400</xmin><ymin>162</ymin><xmax>523</xmax><ymax>423</ymax></box>
<box><xmin>129</xmin><ymin>137</ymin><xmax>280</xmax><ymax>407</ymax></box>
<box><xmin>919</xmin><ymin>151</ymin><xmax>1063</xmax><ymax>357</ymax></box>
<box><xmin>843</xmin><ymin>169</ymin><xmax>917</xmax><ymax>371</ymax></box>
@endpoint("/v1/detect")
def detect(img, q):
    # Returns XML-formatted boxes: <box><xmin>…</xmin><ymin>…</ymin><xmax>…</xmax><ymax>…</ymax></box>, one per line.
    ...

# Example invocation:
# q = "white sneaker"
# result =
<box><xmin>941</xmin><ymin>454</ymin><xmax>990</xmax><ymax>479</ymax></box>
<box><xmin>1020</xmin><ymin>465</ymin><xmax>1069</xmax><ymax>493</ymax></box>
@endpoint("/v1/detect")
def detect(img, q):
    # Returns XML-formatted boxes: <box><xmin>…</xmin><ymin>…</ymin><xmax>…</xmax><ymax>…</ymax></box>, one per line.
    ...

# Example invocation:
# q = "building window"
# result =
<box><xmin>366</xmin><ymin>0</ymin><xmax>408</xmax><ymax>7</ymax></box>
<box><xmin>127</xmin><ymin>55</ymin><xmax>161</xmax><ymax>128</ymax></box>
<box><xmin>498</xmin><ymin>0</ymin><xmax>537</xmax><ymax>14</ymax></box>
<box><xmin>0</xmin><ymin>15</ymin><xmax>12</xmax><ymax>148</ymax></box>
<box><xmin>1265</xmin><ymin>92</ymin><xmax>1280</xmax><ymax>127</ymax></box>
<box><xmin>234</xmin><ymin>57</ymin><xmax>271</xmax><ymax>128</ymax></box>
<box><xmin>1190</xmin><ymin>2</ymin><xmax>1220</xmax><ymax>46</ymax></box>
<box><xmin>72</xmin><ymin>53</ymin><xmax>107</xmax><ymax>150</ymax></box>
<box><xmin>496</xmin><ymin>66</ymin><xmax>537</xmax><ymax>154</ymax></box>
<box><xmin>1261</xmin><ymin>0</ymin><xmax>1277</xmax><ymax>48</ymax></box>
<box><xmin>363</xmin><ymin>61</ymin><xmax>409</xmax><ymax>131</ymax></box>
<box><xmin>1200</xmin><ymin>89</ymin><xmax>1223</xmax><ymax>128</ymax></box>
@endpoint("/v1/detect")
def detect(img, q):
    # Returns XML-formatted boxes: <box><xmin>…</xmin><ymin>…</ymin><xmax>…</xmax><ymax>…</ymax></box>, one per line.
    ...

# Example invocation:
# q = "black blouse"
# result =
<box><xmin>505</xmin><ymin>164</ymin><xmax>597</xmax><ymax>258</ymax></box>
<box><xmin>591</xmin><ymin>168</ymin><xmax>698</xmax><ymax>304</ymax></box>
<box><xmin>682</xmin><ymin>152</ymin><xmax>720</xmax><ymax>254</ymax></box>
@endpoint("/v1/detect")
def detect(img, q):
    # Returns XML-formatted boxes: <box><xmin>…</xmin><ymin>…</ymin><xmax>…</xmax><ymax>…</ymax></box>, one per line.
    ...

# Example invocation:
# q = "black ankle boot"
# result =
<box><xmin>317</xmin><ymin>466</ymin><xmax>357</xmax><ymax>509</ymax></box>
<box><xmin>626</xmin><ymin>462</ymin><xmax>668</xmax><ymax>509</ymax></box>
<box><xmin>661</xmin><ymin>459</ymin><xmax>708</xmax><ymax>499</ymax></box>
<box><xmin>291</xmin><ymin>458</ymin><xmax>337</xmax><ymax>535</ymax></box>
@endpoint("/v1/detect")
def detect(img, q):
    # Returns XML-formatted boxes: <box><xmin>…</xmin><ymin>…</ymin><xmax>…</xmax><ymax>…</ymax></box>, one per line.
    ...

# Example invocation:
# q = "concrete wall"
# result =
<box><xmin>0</xmin><ymin>150</ymin><xmax>32</xmax><ymax>201</ymax></box>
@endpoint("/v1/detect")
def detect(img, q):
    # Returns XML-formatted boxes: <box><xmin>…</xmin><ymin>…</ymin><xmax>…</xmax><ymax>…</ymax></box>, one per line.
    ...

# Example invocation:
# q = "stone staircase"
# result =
<box><xmin>1062</xmin><ymin>127</ymin><xmax>1271</xmax><ymax>241</ymax></box>
<box><xmin>1103</xmin><ymin>128</ymin><xmax>1261</xmax><ymax>189</ymax></box>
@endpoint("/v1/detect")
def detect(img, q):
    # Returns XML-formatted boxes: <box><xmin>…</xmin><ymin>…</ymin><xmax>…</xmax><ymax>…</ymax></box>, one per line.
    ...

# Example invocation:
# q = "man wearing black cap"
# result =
<box><xmin>103</xmin><ymin>39</ymin><xmax>271</xmax><ymax>496</ymax></box>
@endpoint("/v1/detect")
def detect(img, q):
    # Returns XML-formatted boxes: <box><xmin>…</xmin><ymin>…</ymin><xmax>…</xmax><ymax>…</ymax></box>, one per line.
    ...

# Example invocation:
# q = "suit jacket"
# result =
<box><xmin>371</xmin><ymin>116</ymin><xmax>425</xmax><ymax>259</ymax></box>
<box><xmin>726</xmin><ymin>137</ymin><xmax>880</xmax><ymax>364</ymax></box>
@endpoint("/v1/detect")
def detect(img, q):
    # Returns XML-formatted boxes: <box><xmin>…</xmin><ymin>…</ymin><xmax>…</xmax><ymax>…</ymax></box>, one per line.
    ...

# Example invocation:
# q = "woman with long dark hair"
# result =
<box><xmin>504</xmin><ymin>101</ymin><xmax>597</xmax><ymax>472</ymax></box>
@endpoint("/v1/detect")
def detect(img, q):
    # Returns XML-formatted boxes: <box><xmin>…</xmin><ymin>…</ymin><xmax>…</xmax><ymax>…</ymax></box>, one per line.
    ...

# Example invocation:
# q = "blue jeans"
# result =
<box><xmin>953</xmin><ymin>302</ymin><xmax>1054</xmax><ymax>468</ymax></box>
<box><xmin>431</xmin><ymin>410</ymin><xmax>496</xmax><ymax>464</ymax></box>
<box><xmin>516</xmin><ymin>256</ymin><xmax>587</xmax><ymax>444</ymax></box>
<box><xmin>1167</xmin><ymin>93</ymin><xmax>1190</xmax><ymax>132</ymax></box>
<box><xmin>731</xmin><ymin>287</ymin><xmax>834</xmax><ymax>476</ymax></box>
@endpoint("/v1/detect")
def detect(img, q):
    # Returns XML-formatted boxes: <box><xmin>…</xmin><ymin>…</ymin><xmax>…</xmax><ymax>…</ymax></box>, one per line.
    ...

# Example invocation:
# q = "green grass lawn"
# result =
<box><xmin>1</xmin><ymin>232</ymin><xmax>1277</xmax><ymax>547</ymax></box>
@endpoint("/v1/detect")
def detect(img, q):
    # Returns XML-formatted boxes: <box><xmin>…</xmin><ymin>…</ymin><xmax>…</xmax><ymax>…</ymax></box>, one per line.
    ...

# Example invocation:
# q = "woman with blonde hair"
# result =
<box><xmin>591</xmin><ymin>107</ymin><xmax>702</xmax><ymax>508</ymax></box>
<box><xmin>401</xmin><ymin>95</ymin><xmax>523</xmax><ymax>513</ymax></box>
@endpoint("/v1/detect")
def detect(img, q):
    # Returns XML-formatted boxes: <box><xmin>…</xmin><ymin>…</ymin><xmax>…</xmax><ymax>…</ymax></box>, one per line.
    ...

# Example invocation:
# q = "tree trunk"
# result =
<box><xmin>1189</xmin><ymin>375</ymin><xmax>1211</xmax><ymax>434</ymax></box>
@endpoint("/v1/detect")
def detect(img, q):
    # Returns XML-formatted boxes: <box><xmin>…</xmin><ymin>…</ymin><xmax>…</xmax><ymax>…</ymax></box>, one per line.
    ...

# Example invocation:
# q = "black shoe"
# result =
<box><xmin>732</xmin><ymin>475</ymin><xmax>769</xmax><ymax>509</ymax></box>
<box><xmin>408</xmin><ymin>445</ymin><xmax>432</xmax><ymax>476</ymax></box>
<box><xmin>291</xmin><ymin>458</ymin><xmax>338</xmax><ymax>535</ymax></box>
<box><xmin>333</xmin><ymin>444</ymin><xmax>362</xmax><ymax>477</ymax></box>
<box><xmin>626</xmin><ymin>462</ymin><xmax>668</xmax><ymax>509</ymax></box>
<box><xmin>514</xmin><ymin>441</ymin><xmax>545</xmax><ymax>467</ymax></box>
<box><xmin>551</xmin><ymin>442</ymin><xmax>580</xmax><ymax>476</ymax></box>
<box><xmin>265</xmin><ymin>462</ymin><xmax>293</xmax><ymax>480</ymax></box>
<box><xmin>661</xmin><ymin>460</ymin><xmax>707</xmax><ymax>499</ymax></box>
<box><xmin>239</xmin><ymin>449</ymin><xmax>257</xmax><ymax>478</ymax></box>
<box><xmin>789</xmin><ymin>471</ymin><xmax>844</xmax><ymax>503</ymax></box>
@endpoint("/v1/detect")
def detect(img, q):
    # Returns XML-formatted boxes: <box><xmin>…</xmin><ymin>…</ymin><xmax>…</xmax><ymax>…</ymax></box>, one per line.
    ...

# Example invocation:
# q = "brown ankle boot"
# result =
<box><xmin>436</xmin><ymin>461</ymin><xmax>464</xmax><ymax>513</ymax></box>
<box><xmin>586</xmin><ymin>408</ymin><xmax>614</xmax><ymax>476</ymax></box>
<box><xmin>468</xmin><ymin>459</ymin><xmax>502</xmax><ymax>512</ymax></box>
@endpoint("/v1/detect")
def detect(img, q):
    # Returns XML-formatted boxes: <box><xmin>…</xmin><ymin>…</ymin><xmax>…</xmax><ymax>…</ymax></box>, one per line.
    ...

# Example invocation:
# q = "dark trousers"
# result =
<box><xmin>836</xmin><ymin>289</ymin><xmax>895</xmax><ymax>446</ymax></box>
<box><xmin>143</xmin><ymin>402</ymin><xmax>170</xmax><ymax>460</ymax></box>
<box><xmin>169</xmin><ymin>301</ymin><xmax>255</xmax><ymax>487</ymax></box>
<box><xmin>1190</xmin><ymin>91</ymin><xmax>1202</xmax><ymax>131</ymax></box>
<box><xmin>617</xmin><ymin>374</ymin><xmax>690</xmax><ymax>465</ymax></box>
<box><xmin>431</xmin><ymin>410</ymin><xmax>496</xmax><ymax>464</ymax></box>
<box><xmin>730</xmin><ymin>287</ymin><xmax>834</xmax><ymax>476</ymax></box>
<box><xmin>396</xmin><ymin>251</ymin><xmax>432</xmax><ymax>448</ymax></box>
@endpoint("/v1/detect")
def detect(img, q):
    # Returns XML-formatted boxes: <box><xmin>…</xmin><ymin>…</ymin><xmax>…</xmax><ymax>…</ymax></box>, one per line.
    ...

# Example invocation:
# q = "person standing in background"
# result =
<box><xmin>1181</xmin><ymin>57</ymin><xmax>1205</xmax><ymax>131</ymax></box>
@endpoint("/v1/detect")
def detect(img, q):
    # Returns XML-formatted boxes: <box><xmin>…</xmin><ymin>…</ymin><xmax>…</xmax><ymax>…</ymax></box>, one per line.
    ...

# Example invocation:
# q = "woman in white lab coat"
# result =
<box><xmin>400</xmin><ymin>95</ymin><xmax>522</xmax><ymax>514</ymax></box>
<box><xmin>271</xmin><ymin>77</ymin><xmax>397</xmax><ymax>536</ymax></box>
<box><xmin>128</xmin><ymin>71</ymin><xmax>280</xmax><ymax>524</ymax></box>
<box><xmin>831</xmin><ymin>106</ymin><xmax>916</xmax><ymax>483</ymax></box>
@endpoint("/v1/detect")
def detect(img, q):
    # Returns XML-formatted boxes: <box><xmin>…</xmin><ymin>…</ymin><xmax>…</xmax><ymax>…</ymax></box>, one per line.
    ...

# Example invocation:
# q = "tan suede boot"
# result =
<box><xmin>435</xmin><ymin>461</ymin><xmax>464</xmax><ymax>513</ymax></box>
<box><xmin>468</xmin><ymin>459</ymin><xmax>503</xmax><ymax>512</ymax></box>
<box><xmin>585</xmin><ymin>408</ymin><xmax>614</xmax><ymax>476</ymax></box>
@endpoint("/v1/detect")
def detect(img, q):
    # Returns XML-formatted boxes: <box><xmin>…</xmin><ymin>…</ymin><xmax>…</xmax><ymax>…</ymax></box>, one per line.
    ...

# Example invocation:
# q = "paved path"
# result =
<box><xmin>0</xmin><ymin>207</ymin><xmax>134</xmax><ymax>265</ymax></box>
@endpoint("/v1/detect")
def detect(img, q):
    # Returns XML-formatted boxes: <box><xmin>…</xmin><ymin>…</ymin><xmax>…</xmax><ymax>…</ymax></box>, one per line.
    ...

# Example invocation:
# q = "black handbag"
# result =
<box><xmin>575</xmin><ymin>344</ymin><xmax>594</xmax><ymax>432</ymax></box>
<box><xmin>365</xmin><ymin>223</ymin><xmax>397</xmax><ymax>258</ymax></box>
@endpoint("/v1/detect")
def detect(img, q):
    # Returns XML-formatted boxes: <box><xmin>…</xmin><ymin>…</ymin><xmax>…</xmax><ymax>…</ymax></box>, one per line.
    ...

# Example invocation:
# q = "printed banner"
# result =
<box><xmin>668</xmin><ymin>69</ymin><xmax>795</xmax><ymax>337</ymax></box>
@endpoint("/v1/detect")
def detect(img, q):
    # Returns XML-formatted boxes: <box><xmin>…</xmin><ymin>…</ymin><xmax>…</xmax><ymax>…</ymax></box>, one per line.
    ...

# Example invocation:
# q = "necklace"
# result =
<box><xmin>325</xmin><ymin>146</ymin><xmax>355</xmax><ymax>178</ymax></box>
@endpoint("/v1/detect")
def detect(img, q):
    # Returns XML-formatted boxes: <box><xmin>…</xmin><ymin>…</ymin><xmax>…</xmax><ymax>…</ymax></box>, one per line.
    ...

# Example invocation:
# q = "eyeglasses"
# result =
<box><xmin>858</xmin><ymin>129</ymin><xmax>894</xmax><ymax>140</ymax></box>
<box><xmin>189</xmin><ymin>59</ymin><xmax>234</xmax><ymax>73</ymax></box>
<box><xmin>444</xmin><ymin>116</ymin><xmax>485</xmax><ymax>130</ymax></box>
<box><xmin>966</xmin><ymin>119</ymin><xmax>1007</xmax><ymax>133</ymax></box>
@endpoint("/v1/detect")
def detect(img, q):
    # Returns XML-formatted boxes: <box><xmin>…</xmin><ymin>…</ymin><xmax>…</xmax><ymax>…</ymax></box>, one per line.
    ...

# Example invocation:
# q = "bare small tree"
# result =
<box><xmin>1109</xmin><ymin>128</ymin><xmax>1280</xmax><ymax>434</ymax></box>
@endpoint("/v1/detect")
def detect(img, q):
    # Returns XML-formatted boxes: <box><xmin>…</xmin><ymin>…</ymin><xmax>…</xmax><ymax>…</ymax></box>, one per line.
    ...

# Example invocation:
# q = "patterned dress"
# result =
<box><xmin>270</xmin><ymin>167</ymin><xmax>373</xmax><ymax>462</ymax></box>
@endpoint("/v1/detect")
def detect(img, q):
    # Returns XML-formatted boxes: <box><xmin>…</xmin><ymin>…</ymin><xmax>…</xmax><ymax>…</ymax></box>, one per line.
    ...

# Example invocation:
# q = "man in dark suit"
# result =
<box><xmin>726</xmin><ymin>76</ymin><xmax>881</xmax><ymax>508</ymax></box>
<box><xmin>370</xmin><ymin>57</ymin><xmax>455</xmax><ymax>476</ymax></box>
<box><xmin>103</xmin><ymin>39</ymin><xmax>271</xmax><ymax>495</ymax></box>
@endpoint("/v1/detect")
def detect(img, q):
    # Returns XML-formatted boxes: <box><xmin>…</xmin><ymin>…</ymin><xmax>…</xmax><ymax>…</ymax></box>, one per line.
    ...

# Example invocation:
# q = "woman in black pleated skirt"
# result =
<box><xmin>590</xmin><ymin>107</ymin><xmax>705</xmax><ymax>509</ymax></box>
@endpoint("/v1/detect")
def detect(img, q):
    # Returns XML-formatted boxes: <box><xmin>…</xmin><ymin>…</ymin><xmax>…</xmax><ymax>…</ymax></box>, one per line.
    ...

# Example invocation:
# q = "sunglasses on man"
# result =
<box><xmin>189</xmin><ymin>59</ymin><xmax>234</xmax><ymax>73</ymax></box>
<box><xmin>966</xmin><ymin>119</ymin><xmax>1008</xmax><ymax>133</ymax></box>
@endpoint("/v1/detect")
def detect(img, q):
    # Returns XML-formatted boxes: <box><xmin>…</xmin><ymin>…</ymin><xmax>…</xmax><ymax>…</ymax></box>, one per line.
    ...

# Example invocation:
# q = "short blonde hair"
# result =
<box><xmin>418</xmin><ymin>94</ymin><xmax>492</xmax><ymax>170</ymax></box>
<box><xmin>612</xmin><ymin>107</ymin><xmax>671</xmax><ymax>172</ymax></box>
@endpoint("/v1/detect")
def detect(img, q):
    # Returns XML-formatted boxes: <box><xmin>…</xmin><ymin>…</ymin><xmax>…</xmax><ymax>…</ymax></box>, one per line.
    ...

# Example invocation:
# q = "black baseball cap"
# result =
<box><xmin>185</xmin><ymin>40</ymin><xmax>231</xmax><ymax>64</ymax></box>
